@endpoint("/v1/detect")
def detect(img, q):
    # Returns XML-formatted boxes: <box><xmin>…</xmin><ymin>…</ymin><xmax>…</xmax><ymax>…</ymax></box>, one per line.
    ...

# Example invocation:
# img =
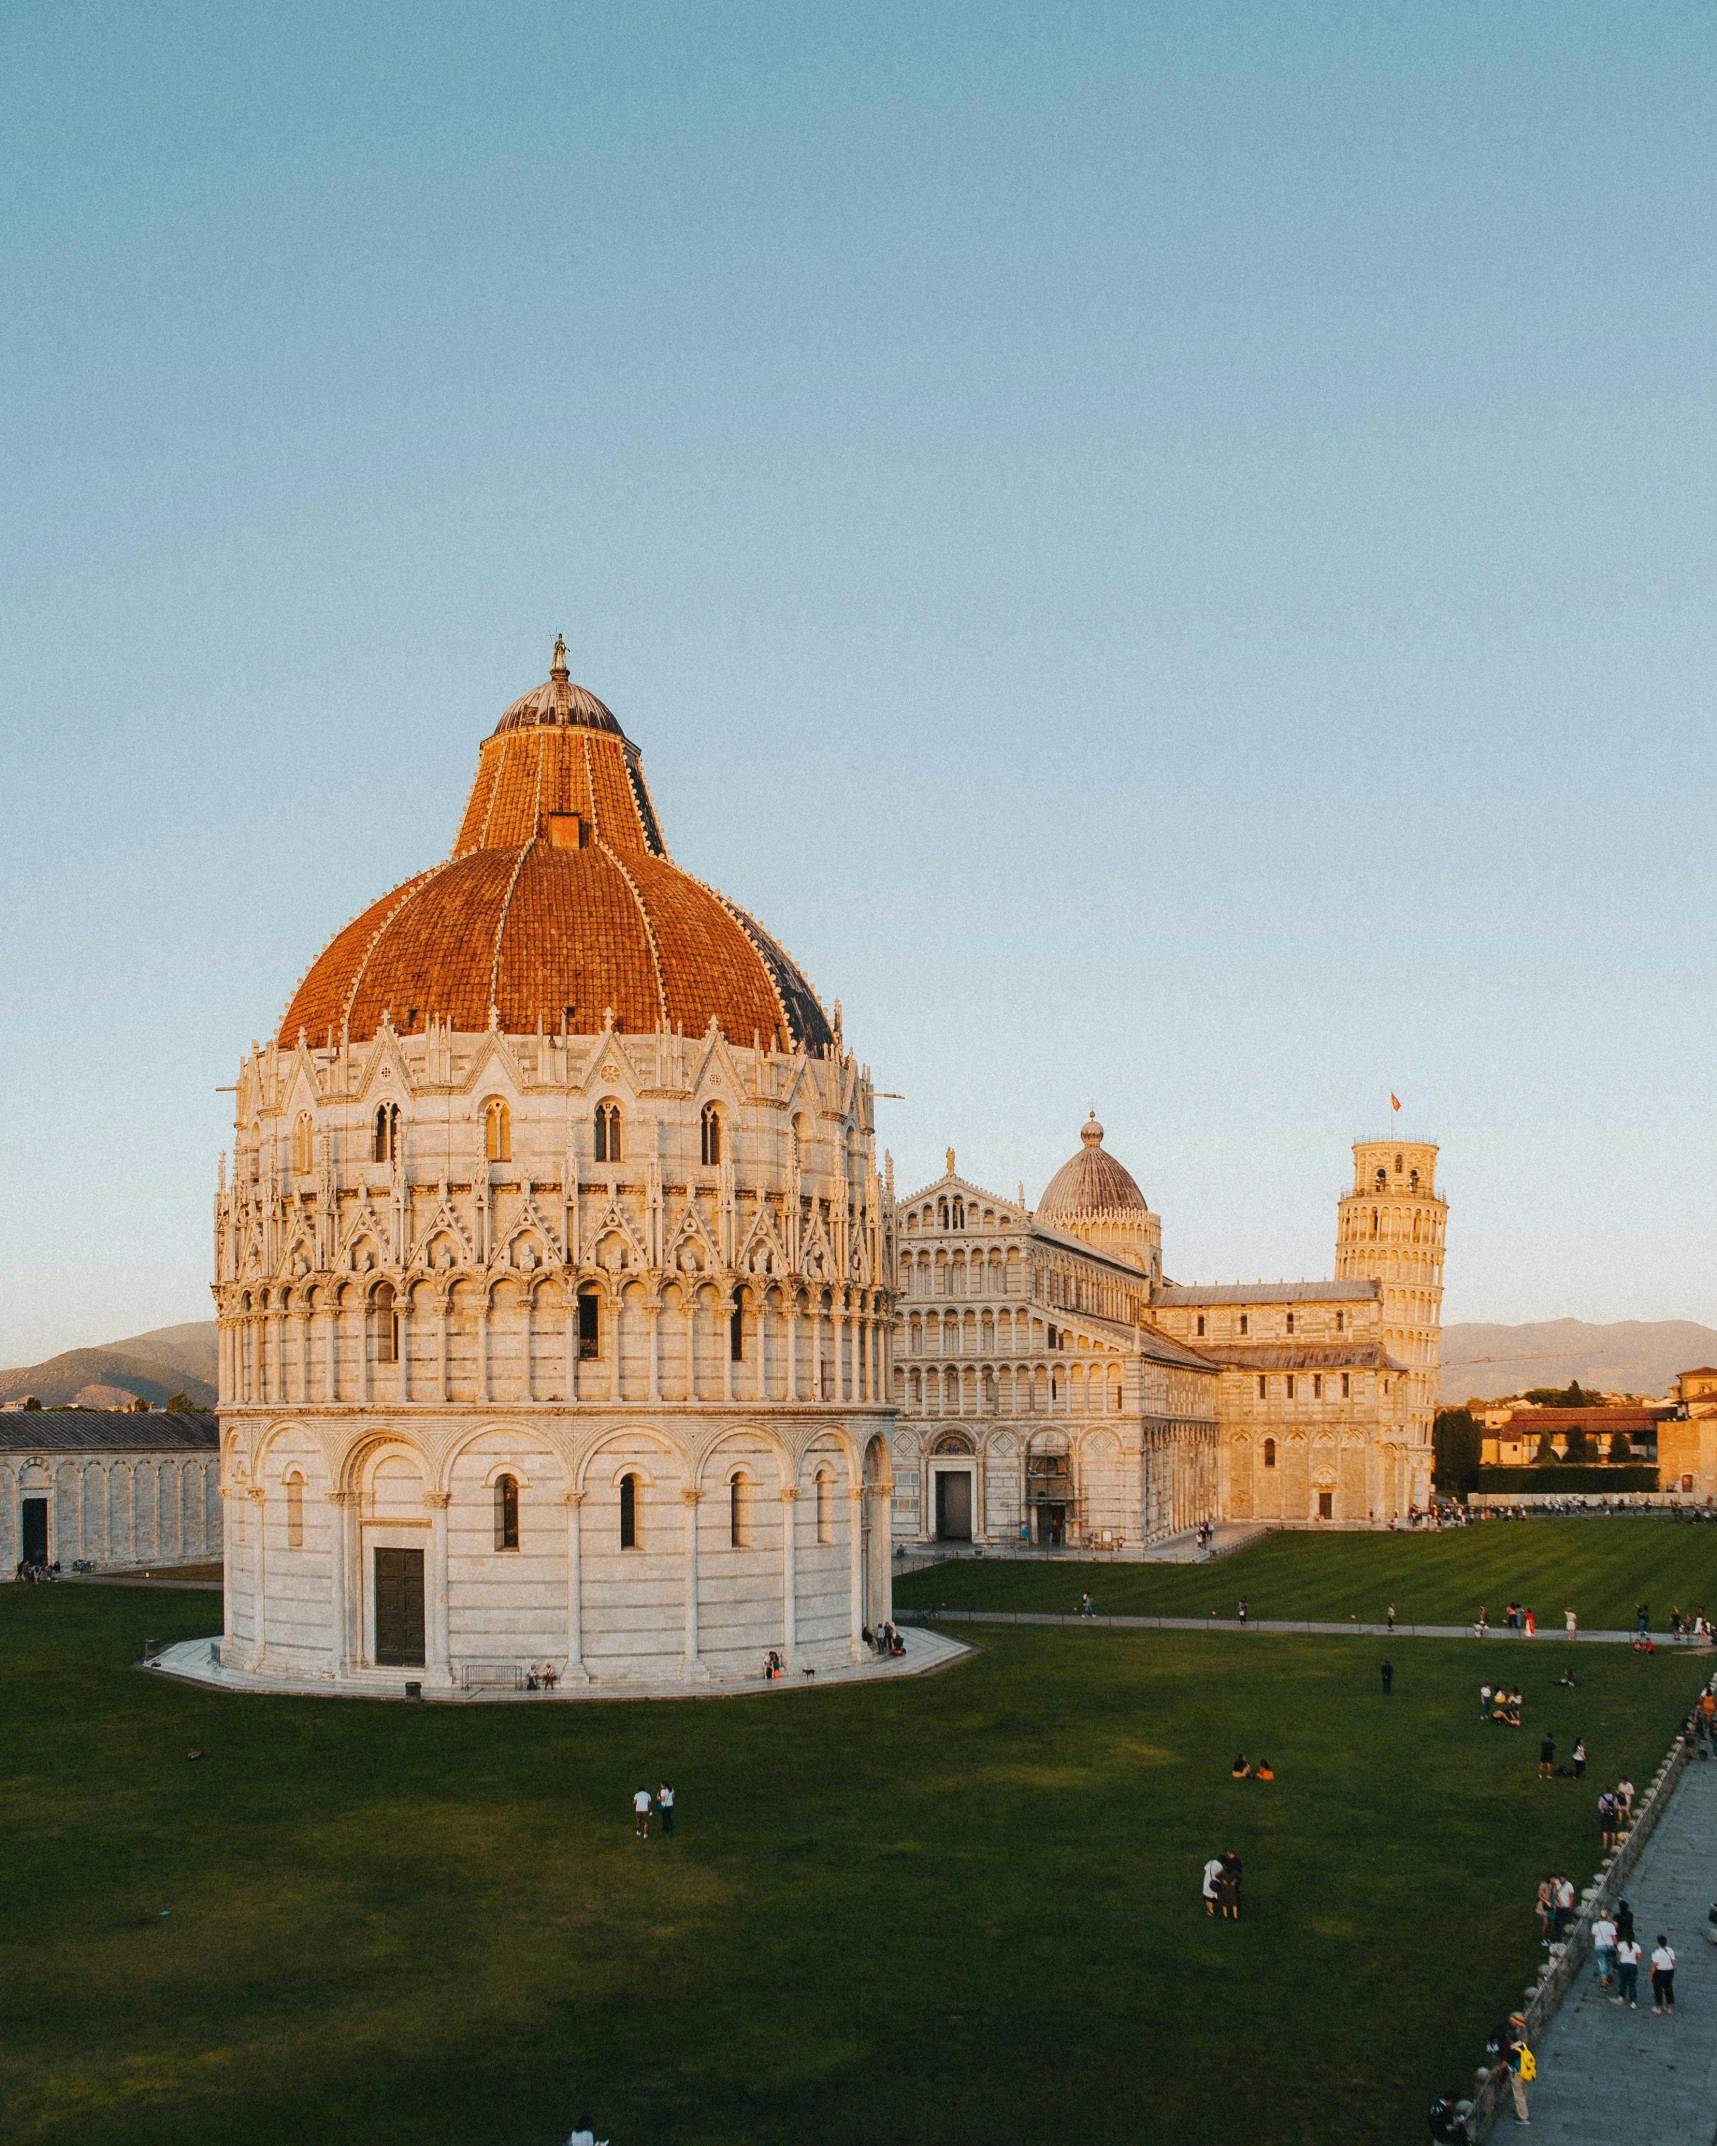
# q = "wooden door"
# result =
<box><xmin>21</xmin><ymin>1497</ymin><xmax>47</xmax><ymax>1564</ymax></box>
<box><xmin>374</xmin><ymin>1547</ymin><xmax>425</xmax><ymax>1666</ymax></box>
<box><xmin>936</xmin><ymin>1470</ymin><xmax>972</xmax><ymax>1542</ymax></box>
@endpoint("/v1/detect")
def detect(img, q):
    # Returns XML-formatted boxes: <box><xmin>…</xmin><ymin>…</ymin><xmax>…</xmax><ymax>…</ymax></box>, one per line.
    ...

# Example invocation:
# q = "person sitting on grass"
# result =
<box><xmin>1557</xmin><ymin>1667</ymin><xmax>1579</xmax><ymax>1687</ymax></box>
<box><xmin>1231</xmin><ymin>1753</ymin><xmax>1251</xmax><ymax>1779</ymax></box>
<box><xmin>1254</xmin><ymin>1759</ymin><xmax>1275</xmax><ymax>1781</ymax></box>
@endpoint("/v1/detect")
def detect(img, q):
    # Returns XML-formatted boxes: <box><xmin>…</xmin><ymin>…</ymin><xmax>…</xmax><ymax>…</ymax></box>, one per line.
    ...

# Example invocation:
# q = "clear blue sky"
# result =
<box><xmin>4</xmin><ymin>2</ymin><xmax>1715</xmax><ymax>1362</ymax></box>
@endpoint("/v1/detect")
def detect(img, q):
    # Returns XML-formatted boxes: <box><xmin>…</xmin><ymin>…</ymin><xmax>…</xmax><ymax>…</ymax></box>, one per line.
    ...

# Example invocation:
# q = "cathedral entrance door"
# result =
<box><xmin>1038</xmin><ymin>1503</ymin><xmax>1067</xmax><ymax>1548</ymax></box>
<box><xmin>21</xmin><ymin>1497</ymin><xmax>47</xmax><ymax>1565</ymax></box>
<box><xmin>374</xmin><ymin>1547</ymin><xmax>425</xmax><ymax>1666</ymax></box>
<box><xmin>935</xmin><ymin>1470</ymin><xmax>972</xmax><ymax>1542</ymax></box>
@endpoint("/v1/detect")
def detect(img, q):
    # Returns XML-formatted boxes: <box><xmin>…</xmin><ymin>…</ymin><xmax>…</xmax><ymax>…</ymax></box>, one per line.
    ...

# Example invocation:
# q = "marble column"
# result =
<box><xmin>681</xmin><ymin>1488</ymin><xmax>708</xmax><ymax>1680</ymax></box>
<box><xmin>847</xmin><ymin>1484</ymin><xmax>866</xmax><ymax>1658</ymax></box>
<box><xmin>245</xmin><ymin>1487</ymin><xmax>268</xmax><ymax>1671</ymax></box>
<box><xmin>563</xmin><ymin>1492</ymin><xmax>590</xmax><ymax>1681</ymax></box>
<box><xmin>426</xmin><ymin>1492</ymin><xmax>452</xmax><ymax>1686</ymax></box>
<box><xmin>329</xmin><ymin>1489</ymin><xmax>354</xmax><ymax>1674</ymax></box>
<box><xmin>780</xmin><ymin>1483</ymin><xmax>798</xmax><ymax>1661</ymax></box>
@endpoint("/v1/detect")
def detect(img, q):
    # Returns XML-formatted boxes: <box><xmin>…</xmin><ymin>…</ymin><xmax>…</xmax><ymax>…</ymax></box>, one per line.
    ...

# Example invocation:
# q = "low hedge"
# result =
<box><xmin>1473</xmin><ymin>1465</ymin><xmax>1659</xmax><ymax>1495</ymax></box>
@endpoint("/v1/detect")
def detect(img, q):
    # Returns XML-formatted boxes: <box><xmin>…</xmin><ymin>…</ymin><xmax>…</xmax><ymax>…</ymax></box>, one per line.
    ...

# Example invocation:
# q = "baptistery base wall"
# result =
<box><xmin>219</xmin><ymin>1404</ymin><xmax>896</xmax><ymax>1687</ymax></box>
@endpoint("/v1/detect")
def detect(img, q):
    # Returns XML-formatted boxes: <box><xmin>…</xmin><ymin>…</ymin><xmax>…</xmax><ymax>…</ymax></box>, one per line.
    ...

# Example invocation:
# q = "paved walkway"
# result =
<box><xmin>904</xmin><ymin>1608</ymin><xmax>1712</xmax><ymax>1646</ymax></box>
<box><xmin>146</xmin><ymin>1619</ymin><xmax>973</xmax><ymax>1703</ymax></box>
<box><xmin>1518</xmin><ymin>1756</ymin><xmax>1717</xmax><ymax>2142</ymax></box>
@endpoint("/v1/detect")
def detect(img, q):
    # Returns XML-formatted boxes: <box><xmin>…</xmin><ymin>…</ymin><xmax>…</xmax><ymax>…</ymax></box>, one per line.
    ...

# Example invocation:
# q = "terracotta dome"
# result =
<box><xmin>279</xmin><ymin>643</ymin><xmax>833</xmax><ymax>1051</ymax></box>
<box><xmin>1037</xmin><ymin>1114</ymin><xmax>1148</xmax><ymax>1219</ymax></box>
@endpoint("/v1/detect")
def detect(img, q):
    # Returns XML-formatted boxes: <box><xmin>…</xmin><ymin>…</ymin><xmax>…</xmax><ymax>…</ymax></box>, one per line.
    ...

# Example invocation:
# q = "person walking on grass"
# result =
<box><xmin>1202</xmin><ymin>1855</ymin><xmax>1224</xmax><ymax>1916</ymax></box>
<box><xmin>1565</xmin><ymin>1607</ymin><xmax>1577</xmax><ymax>1638</ymax></box>
<box><xmin>633</xmin><ymin>1787</ymin><xmax>652</xmax><ymax>1839</ymax></box>
<box><xmin>1615</xmin><ymin>1932</ymin><xmax>1643</xmax><ymax>2007</ymax></box>
<box><xmin>1217</xmin><ymin>1850</ymin><xmax>1242</xmax><ymax>1920</ymax></box>
<box><xmin>1592</xmin><ymin>1910</ymin><xmax>1617</xmax><ymax>1990</ymax></box>
<box><xmin>1572</xmin><ymin>1737</ymin><xmax>1586</xmax><ymax>1780</ymax></box>
<box><xmin>1539</xmin><ymin>1732</ymin><xmax>1556</xmax><ymax>1780</ymax></box>
<box><xmin>1237</xmin><ymin>1594</ymin><xmax>1248</xmax><ymax>1624</ymax></box>
<box><xmin>1481</xmin><ymin>1683</ymin><xmax>1493</xmax><ymax>1722</ymax></box>
<box><xmin>1651</xmin><ymin>1935</ymin><xmax>1677</xmax><ymax>2015</ymax></box>
<box><xmin>1387</xmin><ymin>1602</ymin><xmax>1396</xmax><ymax>1632</ymax></box>
<box><xmin>657</xmin><ymin>1782</ymin><xmax>675</xmax><ymax>1836</ymax></box>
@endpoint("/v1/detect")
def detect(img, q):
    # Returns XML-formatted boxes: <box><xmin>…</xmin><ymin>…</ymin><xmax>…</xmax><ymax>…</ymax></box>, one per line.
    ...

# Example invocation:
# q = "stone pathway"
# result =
<box><xmin>1509</xmin><ymin>1758</ymin><xmax>1717</xmax><ymax>2142</ymax></box>
<box><xmin>904</xmin><ymin>1607</ymin><xmax>1710</xmax><ymax>1646</ymax></box>
<box><xmin>146</xmin><ymin>1618</ymin><xmax>973</xmax><ymax>1703</ymax></box>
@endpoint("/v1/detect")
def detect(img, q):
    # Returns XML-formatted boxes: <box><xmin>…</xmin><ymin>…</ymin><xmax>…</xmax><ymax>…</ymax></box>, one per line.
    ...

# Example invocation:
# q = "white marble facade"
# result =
<box><xmin>216</xmin><ymin>1023</ymin><xmax>897</xmax><ymax>1688</ymax></box>
<box><xmin>1</xmin><ymin>1415</ymin><xmax>221</xmax><ymax>1571</ymax></box>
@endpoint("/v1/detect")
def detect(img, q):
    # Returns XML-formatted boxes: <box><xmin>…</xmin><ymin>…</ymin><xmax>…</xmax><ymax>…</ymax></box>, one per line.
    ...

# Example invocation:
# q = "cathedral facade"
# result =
<box><xmin>214</xmin><ymin>644</ymin><xmax>896</xmax><ymax>1689</ymax></box>
<box><xmin>889</xmin><ymin>1120</ymin><xmax>1443</xmax><ymax>1549</ymax></box>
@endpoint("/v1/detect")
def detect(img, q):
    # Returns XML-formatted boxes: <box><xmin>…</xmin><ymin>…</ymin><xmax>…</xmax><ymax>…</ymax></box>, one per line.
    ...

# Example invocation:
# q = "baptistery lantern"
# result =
<box><xmin>215</xmin><ymin>641</ymin><xmax>897</xmax><ymax>1689</ymax></box>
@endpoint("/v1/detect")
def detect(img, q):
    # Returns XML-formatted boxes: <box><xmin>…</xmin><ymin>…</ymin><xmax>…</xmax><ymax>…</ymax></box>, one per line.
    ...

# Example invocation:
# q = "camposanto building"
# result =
<box><xmin>215</xmin><ymin>644</ymin><xmax>897</xmax><ymax>1689</ymax></box>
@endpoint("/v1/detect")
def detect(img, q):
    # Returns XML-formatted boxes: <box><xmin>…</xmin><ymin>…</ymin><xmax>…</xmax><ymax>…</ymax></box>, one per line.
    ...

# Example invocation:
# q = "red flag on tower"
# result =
<box><xmin>1390</xmin><ymin>1093</ymin><xmax>1401</xmax><ymax>1113</ymax></box>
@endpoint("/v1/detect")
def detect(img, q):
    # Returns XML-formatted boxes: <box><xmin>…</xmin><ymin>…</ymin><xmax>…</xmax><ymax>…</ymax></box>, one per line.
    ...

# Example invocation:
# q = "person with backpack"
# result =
<box><xmin>1499</xmin><ymin>2012</ymin><xmax>1534</xmax><ymax>2123</ymax></box>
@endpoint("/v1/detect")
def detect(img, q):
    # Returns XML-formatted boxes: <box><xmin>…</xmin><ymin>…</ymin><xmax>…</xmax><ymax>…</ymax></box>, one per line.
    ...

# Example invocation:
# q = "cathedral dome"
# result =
<box><xmin>278</xmin><ymin>643</ymin><xmax>833</xmax><ymax>1052</ymax></box>
<box><xmin>1037</xmin><ymin>1114</ymin><xmax>1148</xmax><ymax>1219</ymax></box>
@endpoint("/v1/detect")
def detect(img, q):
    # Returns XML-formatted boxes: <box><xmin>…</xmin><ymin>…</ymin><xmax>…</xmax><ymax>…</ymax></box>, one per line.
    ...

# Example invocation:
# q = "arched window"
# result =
<box><xmin>729</xmin><ymin>1289</ymin><xmax>745</xmax><ymax>1362</ymax></box>
<box><xmin>1409</xmin><ymin>1168</ymin><xmax>1420</xmax><ymax>1193</ymax></box>
<box><xmin>1257</xmin><ymin>1374</ymin><xmax>1267</xmax><ymax>1399</ymax></box>
<box><xmin>293</xmin><ymin>1113</ymin><xmax>314</xmax><ymax>1174</ymax></box>
<box><xmin>373</xmin><ymin>1102</ymin><xmax>399</xmax><ymax>1163</ymax></box>
<box><xmin>938</xmin><ymin>1198</ymin><xmax>949</xmax><ymax>1228</ymax></box>
<box><xmin>577</xmin><ymin>1287</ymin><xmax>600</xmax><ymax>1361</ymax></box>
<box><xmin>1370</xmin><ymin>1207</ymin><xmax>1379</xmax><ymax>1239</ymax></box>
<box><xmin>494</xmin><ymin>1473</ymin><xmax>519</xmax><ymax>1550</ymax></box>
<box><xmin>952</xmin><ymin>1199</ymin><xmax>965</xmax><ymax>1229</ymax></box>
<box><xmin>816</xmin><ymin>1468</ymin><xmax>833</xmax><ymax>1544</ymax></box>
<box><xmin>1286</xmin><ymin>1311</ymin><xmax>1295</xmax><ymax>1335</ymax></box>
<box><xmin>285</xmin><ymin>1471</ymin><xmax>305</xmax><ymax>1547</ymax></box>
<box><xmin>1335</xmin><ymin>1310</ymin><xmax>1345</xmax><ymax>1333</ymax></box>
<box><xmin>729</xmin><ymin>1473</ymin><xmax>751</xmax><ymax>1548</ymax></box>
<box><xmin>1196</xmin><ymin>1314</ymin><xmax>1205</xmax><ymax>1337</ymax></box>
<box><xmin>619</xmin><ymin>1473</ymin><xmax>638</xmax><ymax>1549</ymax></box>
<box><xmin>595</xmin><ymin>1101</ymin><xmax>621</xmax><ymax>1163</ymax></box>
<box><xmin>373</xmin><ymin>1281</ymin><xmax>398</xmax><ymax>1364</ymax></box>
<box><xmin>701</xmin><ymin>1102</ymin><xmax>722</xmax><ymax>1166</ymax></box>
<box><xmin>484</xmin><ymin>1098</ymin><xmax>511</xmax><ymax>1163</ymax></box>
<box><xmin>1239</xmin><ymin>1314</ymin><xmax>1249</xmax><ymax>1336</ymax></box>
<box><xmin>1394</xmin><ymin>1153</ymin><xmax>1403</xmax><ymax>1174</ymax></box>
<box><xmin>1375</xmin><ymin>1167</ymin><xmax>1387</xmax><ymax>1191</ymax></box>
<box><xmin>1263</xmin><ymin>1438</ymin><xmax>1276</xmax><ymax>1469</ymax></box>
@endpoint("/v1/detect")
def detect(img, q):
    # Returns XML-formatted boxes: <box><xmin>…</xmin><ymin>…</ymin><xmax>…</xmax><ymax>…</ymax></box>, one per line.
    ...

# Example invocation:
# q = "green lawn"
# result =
<box><xmin>2</xmin><ymin>1583</ymin><xmax>1710</xmax><ymax>2145</ymax></box>
<box><xmin>894</xmin><ymin>1518</ymin><xmax>1717</xmax><ymax>1630</ymax></box>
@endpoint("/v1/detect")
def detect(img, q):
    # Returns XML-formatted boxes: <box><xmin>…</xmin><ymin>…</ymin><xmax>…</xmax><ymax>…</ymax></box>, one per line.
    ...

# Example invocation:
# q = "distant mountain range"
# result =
<box><xmin>0</xmin><ymin>1321</ymin><xmax>218</xmax><ymax>1410</ymax></box>
<box><xmin>1439</xmin><ymin>1320</ymin><xmax>1717</xmax><ymax>1404</ymax></box>
<box><xmin>5</xmin><ymin>1312</ymin><xmax>1712</xmax><ymax>1414</ymax></box>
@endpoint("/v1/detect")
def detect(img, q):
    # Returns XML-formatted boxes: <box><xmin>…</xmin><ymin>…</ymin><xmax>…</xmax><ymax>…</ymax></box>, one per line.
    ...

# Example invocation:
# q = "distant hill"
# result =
<box><xmin>1440</xmin><ymin>1320</ymin><xmax>1717</xmax><ymax>1405</ymax></box>
<box><xmin>0</xmin><ymin>1320</ymin><xmax>218</xmax><ymax>1410</ymax></box>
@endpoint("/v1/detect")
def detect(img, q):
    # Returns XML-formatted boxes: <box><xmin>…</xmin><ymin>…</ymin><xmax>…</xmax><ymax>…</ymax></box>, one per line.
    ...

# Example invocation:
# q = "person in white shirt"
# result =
<box><xmin>1592</xmin><ymin>1913</ymin><xmax>1617</xmax><ymax>1988</ymax></box>
<box><xmin>633</xmin><ymin>1787</ymin><xmax>652</xmax><ymax>1839</ymax></box>
<box><xmin>658</xmin><ymin>1781</ymin><xmax>675</xmax><ymax>1836</ymax></box>
<box><xmin>1650</xmin><ymin>1935</ymin><xmax>1677</xmax><ymax>2014</ymax></box>
<box><xmin>1615</xmin><ymin>1935</ymin><xmax>1643</xmax><ymax>2007</ymax></box>
<box><xmin>1201</xmin><ymin>1856</ymin><xmax>1224</xmax><ymax>1916</ymax></box>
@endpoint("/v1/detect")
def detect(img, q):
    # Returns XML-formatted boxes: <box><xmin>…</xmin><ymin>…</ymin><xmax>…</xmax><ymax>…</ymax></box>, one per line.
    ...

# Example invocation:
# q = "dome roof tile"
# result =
<box><xmin>1037</xmin><ymin>1114</ymin><xmax>1149</xmax><ymax>1218</ymax></box>
<box><xmin>277</xmin><ymin>647</ymin><xmax>833</xmax><ymax>1052</ymax></box>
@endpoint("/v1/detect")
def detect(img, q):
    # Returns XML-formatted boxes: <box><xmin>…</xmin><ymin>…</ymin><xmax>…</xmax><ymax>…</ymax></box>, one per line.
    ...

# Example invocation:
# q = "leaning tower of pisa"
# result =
<box><xmin>1336</xmin><ymin>1137</ymin><xmax>1447</xmax><ymax>1510</ymax></box>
